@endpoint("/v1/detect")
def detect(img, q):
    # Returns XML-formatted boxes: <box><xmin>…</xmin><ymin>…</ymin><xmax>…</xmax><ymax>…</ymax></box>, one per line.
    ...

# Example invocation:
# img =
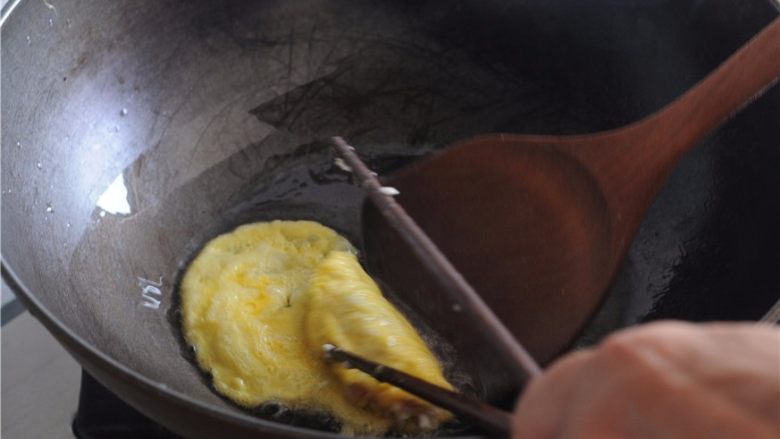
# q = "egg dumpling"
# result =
<box><xmin>181</xmin><ymin>220</ymin><xmax>452</xmax><ymax>436</ymax></box>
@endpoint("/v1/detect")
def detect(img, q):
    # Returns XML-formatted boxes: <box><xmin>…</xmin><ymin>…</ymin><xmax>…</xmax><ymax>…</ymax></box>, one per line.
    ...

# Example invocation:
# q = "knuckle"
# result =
<box><xmin>597</xmin><ymin>323</ymin><xmax>700</xmax><ymax>391</ymax></box>
<box><xmin>600</xmin><ymin>321</ymin><xmax>697</xmax><ymax>357</ymax></box>
<box><xmin>599</xmin><ymin>331</ymin><xmax>648</xmax><ymax>363</ymax></box>
<box><xmin>557</xmin><ymin>348</ymin><xmax>595</xmax><ymax>367</ymax></box>
<box><xmin>639</xmin><ymin>320</ymin><xmax>699</xmax><ymax>338</ymax></box>
<box><xmin>541</xmin><ymin>348</ymin><xmax>594</xmax><ymax>381</ymax></box>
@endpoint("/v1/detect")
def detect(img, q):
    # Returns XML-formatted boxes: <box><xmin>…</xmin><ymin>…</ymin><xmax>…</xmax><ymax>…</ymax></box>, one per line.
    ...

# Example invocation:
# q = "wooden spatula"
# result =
<box><xmin>354</xmin><ymin>17</ymin><xmax>780</xmax><ymax>369</ymax></box>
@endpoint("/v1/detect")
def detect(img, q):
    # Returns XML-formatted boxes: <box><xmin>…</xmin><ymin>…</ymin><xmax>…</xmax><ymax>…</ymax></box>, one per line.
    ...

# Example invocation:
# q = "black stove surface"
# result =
<box><xmin>73</xmin><ymin>371</ymin><xmax>180</xmax><ymax>439</ymax></box>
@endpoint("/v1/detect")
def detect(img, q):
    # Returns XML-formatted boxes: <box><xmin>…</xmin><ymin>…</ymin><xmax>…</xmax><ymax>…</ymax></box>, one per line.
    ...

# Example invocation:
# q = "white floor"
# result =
<box><xmin>2</xmin><ymin>311</ymin><xmax>80</xmax><ymax>439</ymax></box>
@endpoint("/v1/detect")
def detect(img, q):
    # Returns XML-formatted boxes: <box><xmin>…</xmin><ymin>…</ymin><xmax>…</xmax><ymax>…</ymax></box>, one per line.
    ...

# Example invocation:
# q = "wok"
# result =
<box><xmin>2</xmin><ymin>0</ymin><xmax>779</xmax><ymax>438</ymax></box>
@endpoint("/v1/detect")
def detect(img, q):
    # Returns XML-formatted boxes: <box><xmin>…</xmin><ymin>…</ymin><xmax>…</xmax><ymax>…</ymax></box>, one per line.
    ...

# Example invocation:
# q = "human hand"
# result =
<box><xmin>512</xmin><ymin>321</ymin><xmax>779</xmax><ymax>438</ymax></box>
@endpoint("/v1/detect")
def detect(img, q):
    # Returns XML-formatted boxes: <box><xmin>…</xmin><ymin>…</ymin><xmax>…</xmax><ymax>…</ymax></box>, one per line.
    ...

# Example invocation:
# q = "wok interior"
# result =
<box><xmin>2</xmin><ymin>0</ymin><xmax>779</xmax><ymax>436</ymax></box>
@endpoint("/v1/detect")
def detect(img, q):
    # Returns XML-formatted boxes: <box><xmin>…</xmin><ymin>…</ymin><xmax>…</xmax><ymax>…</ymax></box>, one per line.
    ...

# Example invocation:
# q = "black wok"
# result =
<box><xmin>2</xmin><ymin>0</ymin><xmax>779</xmax><ymax>437</ymax></box>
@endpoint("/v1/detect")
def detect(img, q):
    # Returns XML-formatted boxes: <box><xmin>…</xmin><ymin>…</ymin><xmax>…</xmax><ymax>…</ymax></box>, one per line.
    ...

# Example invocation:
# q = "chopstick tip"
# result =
<box><xmin>330</xmin><ymin>136</ymin><xmax>355</xmax><ymax>151</ymax></box>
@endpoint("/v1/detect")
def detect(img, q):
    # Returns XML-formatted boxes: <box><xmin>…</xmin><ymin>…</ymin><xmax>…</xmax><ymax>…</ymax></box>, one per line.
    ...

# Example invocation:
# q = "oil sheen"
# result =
<box><xmin>181</xmin><ymin>220</ymin><xmax>452</xmax><ymax>435</ymax></box>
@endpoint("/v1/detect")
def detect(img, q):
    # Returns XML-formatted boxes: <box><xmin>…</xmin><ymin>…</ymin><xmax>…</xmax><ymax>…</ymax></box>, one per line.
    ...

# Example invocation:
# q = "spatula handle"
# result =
<box><xmin>577</xmin><ymin>17</ymin><xmax>780</xmax><ymax>239</ymax></box>
<box><xmin>637</xmin><ymin>16</ymin><xmax>780</xmax><ymax>169</ymax></box>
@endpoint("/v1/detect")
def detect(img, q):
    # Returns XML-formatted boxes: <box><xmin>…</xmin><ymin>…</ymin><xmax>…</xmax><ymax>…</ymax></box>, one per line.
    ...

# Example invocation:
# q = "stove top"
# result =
<box><xmin>73</xmin><ymin>372</ymin><xmax>179</xmax><ymax>439</ymax></box>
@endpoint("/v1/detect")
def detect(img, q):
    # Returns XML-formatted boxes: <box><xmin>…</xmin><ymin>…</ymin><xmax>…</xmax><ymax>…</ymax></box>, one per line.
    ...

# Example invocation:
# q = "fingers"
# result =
<box><xmin>511</xmin><ymin>321</ymin><xmax>780</xmax><ymax>439</ymax></box>
<box><xmin>512</xmin><ymin>349</ymin><xmax>595</xmax><ymax>438</ymax></box>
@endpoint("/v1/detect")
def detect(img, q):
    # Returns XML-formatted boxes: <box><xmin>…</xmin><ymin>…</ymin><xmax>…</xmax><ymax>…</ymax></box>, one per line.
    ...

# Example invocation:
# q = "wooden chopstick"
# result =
<box><xmin>323</xmin><ymin>344</ymin><xmax>513</xmax><ymax>436</ymax></box>
<box><xmin>329</xmin><ymin>136</ymin><xmax>542</xmax><ymax>381</ymax></box>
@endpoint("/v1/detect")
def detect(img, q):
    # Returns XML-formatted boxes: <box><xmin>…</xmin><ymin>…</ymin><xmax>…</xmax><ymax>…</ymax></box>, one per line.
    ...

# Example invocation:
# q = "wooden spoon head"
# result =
<box><xmin>364</xmin><ymin>136</ymin><xmax>618</xmax><ymax>367</ymax></box>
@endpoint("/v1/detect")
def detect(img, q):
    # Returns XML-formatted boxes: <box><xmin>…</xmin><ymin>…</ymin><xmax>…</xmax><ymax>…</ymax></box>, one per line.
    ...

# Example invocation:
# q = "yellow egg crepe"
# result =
<box><xmin>181</xmin><ymin>220</ymin><xmax>452</xmax><ymax>436</ymax></box>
